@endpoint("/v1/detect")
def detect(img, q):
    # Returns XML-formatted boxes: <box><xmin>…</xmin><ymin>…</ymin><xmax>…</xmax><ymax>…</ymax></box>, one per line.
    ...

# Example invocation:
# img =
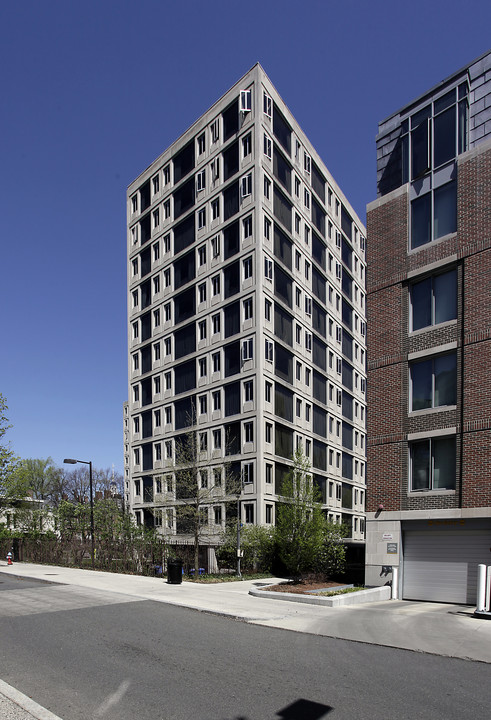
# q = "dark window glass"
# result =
<box><xmin>141</xmin><ymin>410</ymin><xmax>152</xmax><ymax>438</ymax></box>
<box><xmin>173</xmin><ymin>177</ymin><xmax>195</xmax><ymax>219</ymax></box>
<box><xmin>142</xmin><ymin>475</ymin><xmax>153</xmax><ymax>501</ymax></box>
<box><xmin>313</xmin><ymin>440</ymin><xmax>326</xmax><ymax>470</ymax></box>
<box><xmin>173</xmin><ymin>140</ymin><xmax>195</xmax><ymax>183</ymax></box>
<box><xmin>342</xmin><ymin>391</ymin><xmax>353</xmax><ymax>421</ymax></box>
<box><xmin>410</xmin><ymin>353</ymin><xmax>456</xmax><ymax>411</ymax></box>
<box><xmin>273</xmin><ymin>146</ymin><xmax>291</xmax><ymax>193</ymax></box>
<box><xmin>274</xmin><ymin>383</ymin><xmax>293</xmax><ymax>422</ymax></box>
<box><xmin>139</xmin><ymin>181</ymin><xmax>150</xmax><ymax>211</ymax></box>
<box><xmin>140</xmin><ymin>280</ymin><xmax>151</xmax><ymax>308</ymax></box>
<box><xmin>411</xmin><ymin>270</ymin><xmax>457</xmax><ymax>331</ymax></box>
<box><xmin>411</xmin><ymin>107</ymin><xmax>430</xmax><ymax>179</ymax></box>
<box><xmin>411</xmin><ymin>437</ymin><xmax>456</xmax><ymax>490</ymax></box>
<box><xmin>140</xmin><ymin>214</ymin><xmax>151</xmax><ymax>244</ymax></box>
<box><xmin>174</xmin><ymin>359</ymin><xmax>196</xmax><ymax>395</ymax></box>
<box><xmin>225</xmin><ymin>381</ymin><xmax>240</xmax><ymax>416</ymax></box>
<box><xmin>342</xmin><ymin>299</ymin><xmax>353</xmax><ymax>330</ymax></box>
<box><xmin>342</xmin><ymin>422</ymin><xmax>353</xmax><ymax>450</ymax></box>
<box><xmin>458</xmin><ymin>100</ymin><xmax>468</xmax><ymax>154</ymax></box>
<box><xmin>224</xmin><ymin>260</ymin><xmax>240</xmax><ymax>298</ymax></box>
<box><xmin>434</xmin><ymin>106</ymin><xmax>456</xmax><ymax>167</ymax></box>
<box><xmin>274</xmin><ymin>343</ymin><xmax>293</xmax><ymax>384</ymax></box>
<box><xmin>275</xmin><ymin>423</ymin><xmax>293</xmax><ymax>459</ymax></box>
<box><xmin>141</xmin><ymin>345</ymin><xmax>152</xmax><ymax>375</ymax></box>
<box><xmin>141</xmin><ymin>378</ymin><xmax>152</xmax><ymax>406</ymax></box>
<box><xmin>272</xmin><ymin>104</ymin><xmax>291</xmax><ymax>155</ymax></box>
<box><xmin>313</xmin><ymin>336</ymin><xmax>326</xmax><ymax>371</ymax></box>
<box><xmin>312</xmin><ymin>267</ymin><xmax>326</xmax><ymax>303</ymax></box>
<box><xmin>141</xmin><ymin>312</ymin><xmax>151</xmax><ymax>342</ymax></box>
<box><xmin>174</xmin><ymin>287</ymin><xmax>195</xmax><ymax>324</ymax></box>
<box><xmin>273</xmin><ymin>184</ymin><xmax>292</xmax><ymax>232</ymax></box>
<box><xmin>274</xmin><ymin>304</ymin><xmax>293</xmax><ymax>346</ymax></box>
<box><xmin>223</xmin><ymin>99</ymin><xmax>239</xmax><ymax>141</ymax></box>
<box><xmin>274</xmin><ymin>264</ymin><xmax>292</xmax><ymax>307</ymax></box>
<box><xmin>175</xmin><ymin>395</ymin><xmax>196</xmax><ymax>429</ymax></box>
<box><xmin>223</xmin><ymin>141</ymin><xmax>239</xmax><ymax>181</ymax></box>
<box><xmin>174</xmin><ymin>214</ymin><xmax>195</xmax><ymax>254</ymax></box>
<box><xmin>140</xmin><ymin>247</ymin><xmax>151</xmax><ymax>277</ymax></box>
<box><xmin>411</xmin><ymin>193</ymin><xmax>431</xmax><ymax>248</ymax></box>
<box><xmin>313</xmin><ymin>475</ymin><xmax>326</xmax><ymax>503</ymax></box>
<box><xmin>174</xmin><ymin>250</ymin><xmax>195</xmax><ymax>289</ymax></box>
<box><xmin>275</xmin><ymin>462</ymin><xmax>290</xmax><ymax>495</ymax></box>
<box><xmin>225</xmin><ymin>422</ymin><xmax>241</xmax><ymax>455</ymax></box>
<box><xmin>142</xmin><ymin>444</ymin><xmax>153</xmax><ymax>472</ymax></box>
<box><xmin>341</xmin><ymin>237</ymin><xmax>352</xmax><ymax>270</ymax></box>
<box><xmin>313</xmin><ymin>371</ymin><xmax>327</xmax><ymax>404</ymax></box>
<box><xmin>174</xmin><ymin>323</ymin><xmax>196</xmax><ymax>359</ymax></box>
<box><xmin>342</xmin><ymin>482</ymin><xmax>352</xmax><ymax>509</ymax></box>
<box><xmin>224</xmin><ymin>301</ymin><xmax>240</xmax><ymax>338</ymax></box>
<box><xmin>311</xmin><ymin>197</ymin><xmax>325</xmax><ymax>236</ymax></box>
<box><xmin>342</xmin><ymin>452</ymin><xmax>353</xmax><ymax>480</ymax></box>
<box><xmin>434</xmin><ymin>181</ymin><xmax>456</xmax><ymax>239</ymax></box>
<box><xmin>223</xmin><ymin>181</ymin><xmax>239</xmax><ymax>220</ymax></box>
<box><xmin>273</xmin><ymin>224</ymin><xmax>292</xmax><ymax>270</ymax></box>
<box><xmin>342</xmin><ymin>360</ymin><xmax>353</xmax><ymax>391</ymax></box>
<box><xmin>313</xmin><ymin>405</ymin><xmax>327</xmax><ymax>437</ymax></box>
<box><xmin>223</xmin><ymin>220</ymin><xmax>239</xmax><ymax>259</ymax></box>
<box><xmin>312</xmin><ymin>232</ymin><xmax>326</xmax><ymax>270</ymax></box>
<box><xmin>341</xmin><ymin>205</ymin><xmax>352</xmax><ymax>241</ymax></box>
<box><xmin>224</xmin><ymin>341</ymin><xmax>240</xmax><ymax>377</ymax></box>
<box><xmin>311</xmin><ymin>161</ymin><xmax>325</xmax><ymax>203</ymax></box>
<box><xmin>342</xmin><ymin>332</ymin><xmax>353</xmax><ymax>361</ymax></box>
<box><xmin>342</xmin><ymin>269</ymin><xmax>352</xmax><ymax>300</ymax></box>
<box><xmin>312</xmin><ymin>301</ymin><xmax>326</xmax><ymax>337</ymax></box>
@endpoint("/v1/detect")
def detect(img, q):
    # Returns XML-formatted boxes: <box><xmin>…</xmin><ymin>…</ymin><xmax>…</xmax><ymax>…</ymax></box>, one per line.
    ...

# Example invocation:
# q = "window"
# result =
<box><xmin>305</xmin><ymin>368</ymin><xmax>311</xmax><ymax>386</ymax></box>
<box><xmin>164</xmin><ymin>303</ymin><xmax>171</xmax><ymax>321</ymax></box>
<box><xmin>132</xmin><ymin>353</ymin><xmax>139</xmax><ymax>371</ymax></box>
<box><xmin>163</xmin><ymin>165</ymin><xmax>170</xmax><ymax>185</ymax></box>
<box><xmin>304</xmin><ymin>189</ymin><xmax>310</xmax><ymax>209</ymax></box>
<box><xmin>199</xmin><ymin>432</ymin><xmax>207</xmax><ymax>452</ymax></box>
<box><xmin>198</xmin><ymin>320</ymin><xmax>207</xmax><ymax>341</ymax></box>
<box><xmin>244</xmin><ymin>380</ymin><xmax>254</xmax><ymax>402</ymax></box>
<box><xmin>305</xmin><ymin>261</ymin><xmax>310</xmax><ymax>280</ymax></box>
<box><xmin>132</xmin><ymin>322</ymin><xmax>139</xmax><ymax>340</ymax></box>
<box><xmin>212</xmin><ymin>390</ymin><xmax>221</xmax><ymax>411</ymax></box>
<box><xmin>263</xmin><ymin>91</ymin><xmax>272</xmax><ymax>118</ymax></box>
<box><xmin>265</xmin><ymin>299</ymin><xmax>272</xmax><ymax>321</ymax></box>
<box><xmin>264</xmin><ymin>258</ymin><xmax>273</xmax><ymax>280</ymax></box>
<box><xmin>242</xmin><ymin>133</ymin><xmax>252</xmax><ymax>157</ymax></box>
<box><xmin>155</xmin><ymin>444</ymin><xmax>162</xmax><ymax>461</ymax></box>
<box><xmin>153</xmin><ymin>276</ymin><xmax>160</xmax><ymax>294</ymax></box>
<box><xmin>164</xmin><ymin>199</ymin><xmax>171</xmax><ymax>219</ymax></box>
<box><xmin>242</xmin><ymin>338</ymin><xmax>253</xmax><ymax>361</ymax></box>
<box><xmin>240</xmin><ymin>89</ymin><xmax>252</xmax><ymax>112</ymax></box>
<box><xmin>164</xmin><ymin>269</ymin><xmax>171</xmax><ymax>287</ymax></box>
<box><xmin>305</xmin><ymin>296</ymin><xmax>312</xmax><ymax>316</ymax></box>
<box><xmin>211</xmin><ymin>158</ymin><xmax>220</xmax><ymax>183</ymax></box>
<box><xmin>198</xmin><ymin>283</ymin><xmax>206</xmax><ymax>304</ymax></box>
<box><xmin>265</xmin><ymin>339</ymin><xmax>273</xmax><ymax>361</ymax></box>
<box><xmin>164</xmin><ymin>372</ymin><xmax>171</xmax><ymax>390</ymax></box>
<box><xmin>198</xmin><ymin>209</ymin><xmax>206</xmax><ymax>230</ymax></box>
<box><xmin>153</xmin><ymin>208</ymin><xmax>160</xmax><ymax>228</ymax></box>
<box><xmin>304</xmin><ymin>152</ymin><xmax>311</xmax><ymax>174</ymax></box>
<box><xmin>243</xmin><ymin>214</ymin><xmax>252</xmax><ymax>237</ymax></box>
<box><xmin>296</xmin><ymin>324</ymin><xmax>301</xmax><ymax>343</ymax></box>
<box><xmin>244</xmin><ymin>503</ymin><xmax>254</xmax><ymax>524</ymax></box>
<box><xmin>153</xmin><ymin>309</ymin><xmax>160</xmax><ymax>327</ymax></box>
<box><xmin>212</xmin><ymin>274</ymin><xmax>221</xmax><ymax>296</ymax></box>
<box><xmin>211</xmin><ymin>235</ymin><xmax>220</xmax><ymax>258</ymax></box>
<box><xmin>133</xmin><ymin>417</ymin><xmax>140</xmax><ymax>433</ymax></box>
<box><xmin>265</xmin><ymin>423</ymin><xmax>272</xmax><ymax>443</ymax></box>
<box><xmin>410</xmin><ymin>436</ymin><xmax>456</xmax><ymax>491</ymax></box>
<box><xmin>295</xmin><ymin>213</ymin><xmax>300</xmax><ymax>234</ymax></box>
<box><xmin>131</xmin><ymin>195</ymin><xmax>138</xmax><ymax>213</ymax></box>
<box><xmin>243</xmin><ymin>297</ymin><xmax>253</xmax><ymax>320</ymax></box>
<box><xmin>264</xmin><ymin>216</ymin><xmax>271</xmax><ymax>240</ymax></box>
<box><xmin>154</xmin><ymin>343</ymin><xmax>161</xmax><ymax>361</ymax></box>
<box><xmin>263</xmin><ymin>134</ymin><xmax>272</xmax><ymax>159</ymax></box>
<box><xmin>265</xmin><ymin>381</ymin><xmax>272</xmax><ymax>402</ymax></box>
<box><xmin>305</xmin><ymin>332</ymin><xmax>312</xmax><ymax>351</ymax></box>
<box><xmin>210</xmin><ymin>119</ymin><xmax>219</xmax><ymax>143</ymax></box>
<box><xmin>243</xmin><ymin>463</ymin><xmax>254</xmax><ymax>485</ymax></box>
<box><xmin>411</xmin><ymin>181</ymin><xmax>456</xmax><ymax>248</ymax></box>
<box><xmin>211</xmin><ymin>198</ymin><xmax>220</xmax><ymax>220</ymax></box>
<box><xmin>214</xmin><ymin>468</ymin><xmax>222</xmax><ymax>487</ymax></box>
<box><xmin>243</xmin><ymin>256</ymin><xmax>253</xmax><ymax>279</ymax></box>
<box><xmin>244</xmin><ymin>421</ymin><xmax>253</xmax><ymax>443</ymax></box>
<box><xmin>305</xmin><ymin>404</ymin><xmax>311</xmax><ymax>422</ymax></box>
<box><xmin>164</xmin><ymin>337</ymin><xmax>171</xmax><ymax>356</ymax></box>
<box><xmin>264</xmin><ymin>176</ymin><xmax>271</xmax><ymax>199</ymax></box>
<box><xmin>163</xmin><ymin>234</ymin><xmax>171</xmax><ymax>253</ymax></box>
<box><xmin>410</xmin><ymin>353</ymin><xmax>457</xmax><ymax>411</ymax></box>
<box><xmin>296</xmin><ymin>398</ymin><xmax>302</xmax><ymax>417</ymax></box>
<box><xmin>213</xmin><ymin>429</ymin><xmax>222</xmax><ymax>449</ymax></box>
<box><xmin>196</xmin><ymin>169</ymin><xmax>206</xmax><ymax>192</ymax></box>
<box><xmin>212</xmin><ymin>352</ymin><xmax>221</xmax><ymax>373</ymax></box>
<box><xmin>132</xmin><ymin>258</ymin><xmax>138</xmax><ymax>276</ymax></box>
<box><xmin>411</xmin><ymin>269</ymin><xmax>457</xmax><ymax>331</ymax></box>
<box><xmin>197</xmin><ymin>133</ymin><xmax>205</xmax><ymax>155</ymax></box>
<box><xmin>235</xmin><ymin>158</ymin><xmax>251</xmax><ymax>202</ymax></box>
<box><xmin>165</xmin><ymin>406</ymin><xmax>172</xmax><ymax>424</ymax></box>
<box><xmin>165</xmin><ymin>441</ymin><xmax>172</xmax><ymax>459</ymax></box>
<box><xmin>134</xmin><ymin>449</ymin><xmax>140</xmax><ymax>466</ymax></box>
<box><xmin>199</xmin><ymin>357</ymin><xmax>207</xmax><ymax>377</ymax></box>
<box><xmin>212</xmin><ymin>313</ymin><xmax>221</xmax><ymax>334</ymax></box>
<box><xmin>294</xmin><ymin>176</ymin><xmax>300</xmax><ymax>197</ymax></box>
<box><xmin>154</xmin><ymin>376</ymin><xmax>161</xmax><ymax>394</ymax></box>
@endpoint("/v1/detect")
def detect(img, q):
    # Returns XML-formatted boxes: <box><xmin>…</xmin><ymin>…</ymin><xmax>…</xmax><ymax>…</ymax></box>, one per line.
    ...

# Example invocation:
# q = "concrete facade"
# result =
<box><xmin>366</xmin><ymin>51</ymin><xmax>491</xmax><ymax>600</ymax></box>
<box><xmin>125</xmin><ymin>64</ymin><xmax>367</xmax><ymax>565</ymax></box>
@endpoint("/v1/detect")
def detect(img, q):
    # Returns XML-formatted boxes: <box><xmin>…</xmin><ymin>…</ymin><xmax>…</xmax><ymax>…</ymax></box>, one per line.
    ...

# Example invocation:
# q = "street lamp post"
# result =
<box><xmin>64</xmin><ymin>458</ymin><xmax>94</xmax><ymax>569</ymax></box>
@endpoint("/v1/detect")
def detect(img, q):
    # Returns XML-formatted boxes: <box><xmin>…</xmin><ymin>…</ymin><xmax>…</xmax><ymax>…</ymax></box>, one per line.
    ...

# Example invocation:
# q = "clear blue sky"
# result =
<box><xmin>1</xmin><ymin>0</ymin><xmax>489</xmax><ymax>473</ymax></box>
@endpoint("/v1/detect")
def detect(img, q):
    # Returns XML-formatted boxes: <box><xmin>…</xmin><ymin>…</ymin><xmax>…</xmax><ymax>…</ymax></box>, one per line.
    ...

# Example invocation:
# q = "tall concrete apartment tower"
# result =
<box><xmin>125</xmin><ymin>64</ymin><xmax>367</xmax><ymax>570</ymax></box>
<box><xmin>366</xmin><ymin>51</ymin><xmax>491</xmax><ymax>603</ymax></box>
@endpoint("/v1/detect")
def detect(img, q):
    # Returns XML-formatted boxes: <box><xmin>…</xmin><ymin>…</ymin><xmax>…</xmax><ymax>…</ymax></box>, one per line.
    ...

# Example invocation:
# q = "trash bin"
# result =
<box><xmin>167</xmin><ymin>559</ymin><xmax>183</xmax><ymax>584</ymax></box>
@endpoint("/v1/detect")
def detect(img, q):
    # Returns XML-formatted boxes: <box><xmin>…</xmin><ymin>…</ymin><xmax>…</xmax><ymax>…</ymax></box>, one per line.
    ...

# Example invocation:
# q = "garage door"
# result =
<box><xmin>403</xmin><ymin>527</ymin><xmax>491</xmax><ymax>604</ymax></box>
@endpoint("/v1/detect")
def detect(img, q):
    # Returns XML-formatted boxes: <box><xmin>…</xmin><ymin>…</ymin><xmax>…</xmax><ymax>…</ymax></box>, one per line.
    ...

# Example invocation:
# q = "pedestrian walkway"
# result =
<box><xmin>1</xmin><ymin>561</ymin><xmax>490</xmax><ymax>664</ymax></box>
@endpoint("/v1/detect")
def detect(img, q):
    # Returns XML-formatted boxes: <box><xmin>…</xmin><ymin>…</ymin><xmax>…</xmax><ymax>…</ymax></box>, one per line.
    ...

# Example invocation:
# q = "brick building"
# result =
<box><xmin>365</xmin><ymin>51</ymin><xmax>491</xmax><ymax>602</ymax></box>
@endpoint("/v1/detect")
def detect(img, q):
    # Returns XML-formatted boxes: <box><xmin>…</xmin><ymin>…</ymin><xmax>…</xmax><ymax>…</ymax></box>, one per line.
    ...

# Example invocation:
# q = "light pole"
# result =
<box><xmin>64</xmin><ymin>458</ymin><xmax>94</xmax><ymax>569</ymax></box>
<box><xmin>236</xmin><ymin>475</ymin><xmax>243</xmax><ymax>578</ymax></box>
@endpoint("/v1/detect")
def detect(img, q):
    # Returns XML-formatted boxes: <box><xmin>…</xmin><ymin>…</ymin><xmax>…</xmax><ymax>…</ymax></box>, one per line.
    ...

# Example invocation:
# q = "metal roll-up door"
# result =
<box><xmin>403</xmin><ymin>526</ymin><xmax>491</xmax><ymax>604</ymax></box>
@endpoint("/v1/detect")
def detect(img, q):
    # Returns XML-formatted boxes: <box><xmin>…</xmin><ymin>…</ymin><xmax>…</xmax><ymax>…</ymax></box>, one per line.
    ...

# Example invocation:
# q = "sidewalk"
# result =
<box><xmin>2</xmin><ymin>561</ymin><xmax>491</xmax><ymax>664</ymax></box>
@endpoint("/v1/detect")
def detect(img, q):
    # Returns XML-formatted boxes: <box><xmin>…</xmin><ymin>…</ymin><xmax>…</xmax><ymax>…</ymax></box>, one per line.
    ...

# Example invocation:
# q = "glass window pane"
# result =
<box><xmin>411</xmin><ymin>359</ymin><xmax>432</xmax><ymax>410</ymax></box>
<box><xmin>434</xmin><ymin>107</ymin><xmax>456</xmax><ymax>167</ymax></box>
<box><xmin>434</xmin><ymin>181</ymin><xmax>456</xmax><ymax>239</ymax></box>
<box><xmin>411</xmin><ymin>193</ymin><xmax>431</xmax><ymax>248</ymax></box>
<box><xmin>411</xmin><ymin>118</ymin><xmax>430</xmax><ymax>179</ymax></box>
<box><xmin>434</xmin><ymin>354</ymin><xmax>456</xmax><ymax>407</ymax></box>
<box><xmin>434</xmin><ymin>270</ymin><xmax>457</xmax><ymax>324</ymax></box>
<box><xmin>411</xmin><ymin>277</ymin><xmax>432</xmax><ymax>330</ymax></box>
<box><xmin>433</xmin><ymin>437</ymin><xmax>456</xmax><ymax>489</ymax></box>
<box><xmin>411</xmin><ymin>441</ymin><xmax>429</xmax><ymax>490</ymax></box>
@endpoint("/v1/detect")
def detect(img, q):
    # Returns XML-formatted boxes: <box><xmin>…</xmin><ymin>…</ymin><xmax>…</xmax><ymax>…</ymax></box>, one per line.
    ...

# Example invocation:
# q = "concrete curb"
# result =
<box><xmin>0</xmin><ymin>680</ymin><xmax>63</xmax><ymax>720</ymax></box>
<box><xmin>249</xmin><ymin>584</ymin><xmax>392</xmax><ymax>606</ymax></box>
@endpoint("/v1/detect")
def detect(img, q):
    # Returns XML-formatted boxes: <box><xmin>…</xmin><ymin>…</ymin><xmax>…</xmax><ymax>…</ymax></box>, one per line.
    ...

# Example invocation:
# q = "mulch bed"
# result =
<box><xmin>265</xmin><ymin>580</ymin><xmax>346</xmax><ymax>595</ymax></box>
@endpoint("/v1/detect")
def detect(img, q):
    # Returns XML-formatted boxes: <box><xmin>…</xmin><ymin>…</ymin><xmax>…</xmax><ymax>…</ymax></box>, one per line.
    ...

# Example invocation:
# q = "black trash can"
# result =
<box><xmin>167</xmin><ymin>559</ymin><xmax>183</xmax><ymax>584</ymax></box>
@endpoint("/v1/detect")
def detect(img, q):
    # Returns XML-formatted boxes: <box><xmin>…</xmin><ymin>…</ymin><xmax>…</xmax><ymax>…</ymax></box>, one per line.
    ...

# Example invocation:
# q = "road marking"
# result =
<box><xmin>0</xmin><ymin>584</ymin><xmax>143</xmax><ymax>617</ymax></box>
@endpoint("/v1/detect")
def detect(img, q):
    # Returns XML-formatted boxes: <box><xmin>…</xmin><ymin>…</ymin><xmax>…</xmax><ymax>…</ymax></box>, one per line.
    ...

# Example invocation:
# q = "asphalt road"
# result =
<box><xmin>0</xmin><ymin>575</ymin><xmax>490</xmax><ymax>720</ymax></box>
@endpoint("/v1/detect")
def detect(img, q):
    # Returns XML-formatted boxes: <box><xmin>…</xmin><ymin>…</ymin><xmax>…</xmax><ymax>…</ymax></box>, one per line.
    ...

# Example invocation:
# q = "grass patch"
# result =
<box><xmin>317</xmin><ymin>586</ymin><xmax>364</xmax><ymax>597</ymax></box>
<box><xmin>187</xmin><ymin>573</ymin><xmax>271</xmax><ymax>583</ymax></box>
